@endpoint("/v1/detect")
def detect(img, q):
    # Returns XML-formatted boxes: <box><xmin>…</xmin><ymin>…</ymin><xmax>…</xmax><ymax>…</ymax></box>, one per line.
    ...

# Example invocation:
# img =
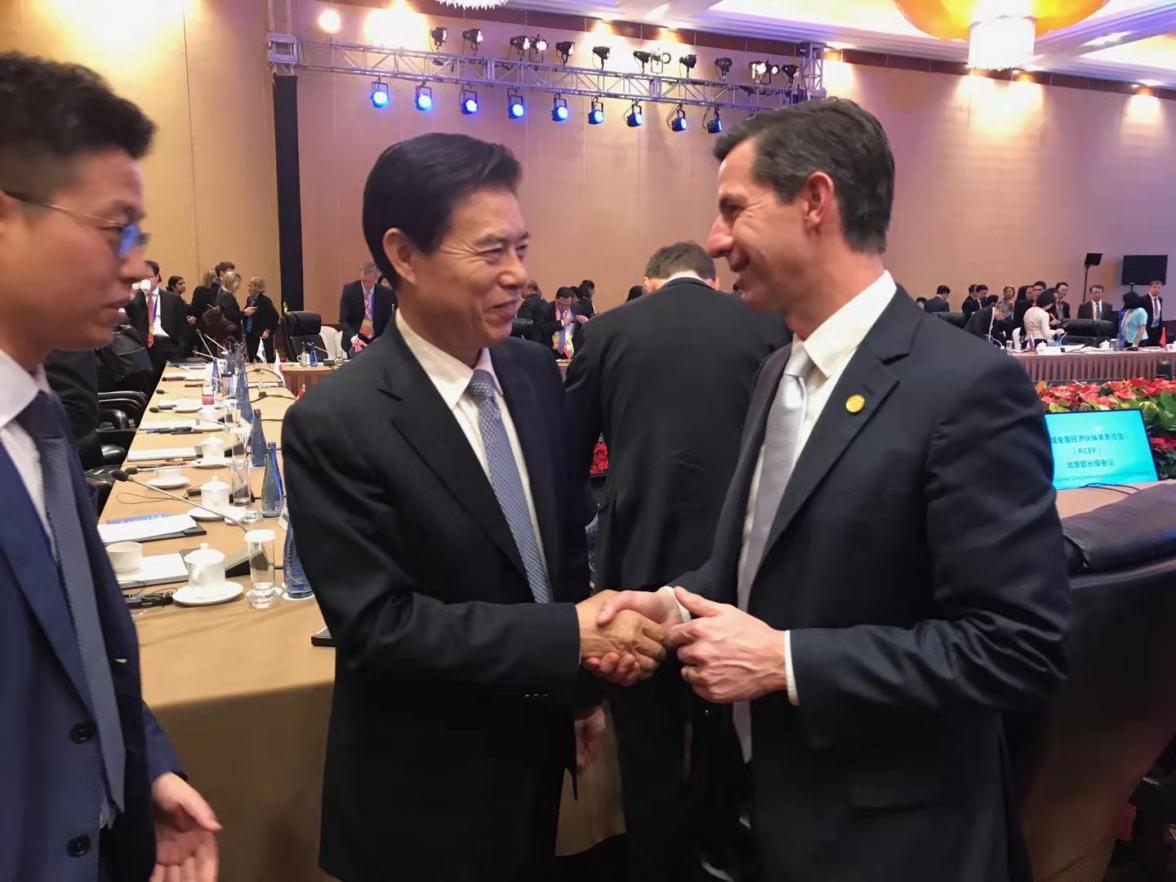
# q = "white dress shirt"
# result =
<box><xmin>0</xmin><ymin>347</ymin><xmax>54</xmax><ymax>540</ymax></box>
<box><xmin>147</xmin><ymin>287</ymin><xmax>169</xmax><ymax>340</ymax></box>
<box><xmin>664</xmin><ymin>271</ymin><xmax>897</xmax><ymax>714</ymax></box>
<box><xmin>396</xmin><ymin>310</ymin><xmax>549</xmax><ymax>577</ymax></box>
<box><xmin>1150</xmin><ymin>295</ymin><xmax>1162</xmax><ymax>327</ymax></box>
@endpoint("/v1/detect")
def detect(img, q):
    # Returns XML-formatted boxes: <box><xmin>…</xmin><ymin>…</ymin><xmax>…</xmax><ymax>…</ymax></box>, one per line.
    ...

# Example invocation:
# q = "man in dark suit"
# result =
<box><xmin>964</xmin><ymin>297</ymin><xmax>1013</xmax><ymax>347</ymax></box>
<box><xmin>0</xmin><ymin>52</ymin><xmax>219</xmax><ymax>882</ymax></box>
<box><xmin>512</xmin><ymin>279</ymin><xmax>546</xmax><ymax>340</ymax></box>
<box><xmin>283</xmin><ymin>132</ymin><xmax>668</xmax><ymax>882</ymax></box>
<box><xmin>1142</xmin><ymin>279</ymin><xmax>1164</xmax><ymax>347</ymax></box>
<box><xmin>924</xmin><ymin>284</ymin><xmax>950</xmax><ymax>313</ymax></box>
<box><xmin>126</xmin><ymin>259</ymin><xmax>186</xmax><ymax>383</ymax></box>
<box><xmin>594</xmin><ymin>99</ymin><xmax>1070</xmax><ymax>882</ymax></box>
<box><xmin>339</xmin><ymin>262</ymin><xmax>395</xmax><ymax>356</ymax></box>
<box><xmin>576</xmin><ymin>278</ymin><xmax>597</xmax><ymax>318</ymax></box>
<box><xmin>1055</xmin><ymin>281</ymin><xmax>1073</xmax><ymax>319</ymax></box>
<box><xmin>44</xmin><ymin>349</ymin><xmax>103</xmax><ymax>469</ymax></box>
<box><xmin>539</xmin><ymin>286</ymin><xmax>586</xmax><ymax>358</ymax></box>
<box><xmin>962</xmin><ymin>283</ymin><xmax>986</xmax><ymax>320</ymax></box>
<box><xmin>567</xmin><ymin>240</ymin><xmax>788</xmax><ymax>882</ymax></box>
<box><xmin>1077</xmin><ymin>284</ymin><xmax>1116</xmax><ymax>322</ymax></box>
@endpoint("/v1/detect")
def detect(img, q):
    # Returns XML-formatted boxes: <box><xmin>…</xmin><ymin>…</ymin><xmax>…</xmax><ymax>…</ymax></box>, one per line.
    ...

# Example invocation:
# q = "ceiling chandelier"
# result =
<box><xmin>437</xmin><ymin>0</ymin><xmax>510</xmax><ymax>8</ymax></box>
<box><xmin>893</xmin><ymin>0</ymin><xmax>1108</xmax><ymax>70</ymax></box>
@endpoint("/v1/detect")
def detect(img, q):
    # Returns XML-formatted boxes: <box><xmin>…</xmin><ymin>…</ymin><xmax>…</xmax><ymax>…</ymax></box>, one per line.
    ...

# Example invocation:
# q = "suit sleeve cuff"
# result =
<box><xmin>784</xmin><ymin>630</ymin><xmax>799</xmax><ymax>706</ymax></box>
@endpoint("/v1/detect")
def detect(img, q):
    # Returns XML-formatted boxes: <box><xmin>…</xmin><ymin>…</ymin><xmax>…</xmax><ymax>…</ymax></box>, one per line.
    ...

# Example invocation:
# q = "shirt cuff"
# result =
<box><xmin>784</xmin><ymin>630</ymin><xmax>799</xmax><ymax>706</ymax></box>
<box><xmin>657</xmin><ymin>585</ymin><xmax>690</xmax><ymax>623</ymax></box>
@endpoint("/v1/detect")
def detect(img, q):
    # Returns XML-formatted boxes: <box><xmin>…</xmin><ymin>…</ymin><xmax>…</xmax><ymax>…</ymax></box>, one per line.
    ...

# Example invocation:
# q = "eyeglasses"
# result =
<box><xmin>3</xmin><ymin>190</ymin><xmax>149</xmax><ymax>259</ymax></box>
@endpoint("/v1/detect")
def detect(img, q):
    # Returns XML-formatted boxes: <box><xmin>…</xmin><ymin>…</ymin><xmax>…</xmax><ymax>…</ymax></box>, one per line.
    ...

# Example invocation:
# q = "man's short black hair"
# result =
<box><xmin>362</xmin><ymin>133</ymin><xmax>521</xmax><ymax>288</ymax></box>
<box><xmin>214</xmin><ymin>261</ymin><xmax>236</xmax><ymax>275</ymax></box>
<box><xmin>145</xmin><ymin>260</ymin><xmax>160</xmax><ymax>279</ymax></box>
<box><xmin>0</xmin><ymin>52</ymin><xmax>155</xmax><ymax>200</ymax></box>
<box><xmin>976</xmin><ymin>284</ymin><xmax>988</xmax><ymax>294</ymax></box>
<box><xmin>644</xmin><ymin>241</ymin><xmax>717</xmax><ymax>281</ymax></box>
<box><xmin>1056</xmin><ymin>281</ymin><xmax>1069</xmax><ymax>289</ymax></box>
<box><xmin>915</xmin><ymin>297</ymin><xmax>927</xmax><ymax>305</ymax></box>
<box><xmin>1090</xmin><ymin>284</ymin><xmax>1104</xmax><ymax>293</ymax></box>
<box><xmin>1034</xmin><ymin>280</ymin><xmax>1047</xmax><ymax>290</ymax></box>
<box><xmin>1150</xmin><ymin>279</ymin><xmax>1164</xmax><ymax>286</ymax></box>
<box><xmin>555</xmin><ymin>286</ymin><xmax>577</xmax><ymax>301</ymax></box>
<box><xmin>714</xmin><ymin>98</ymin><xmax>894</xmax><ymax>253</ymax></box>
<box><xmin>580</xmin><ymin>279</ymin><xmax>595</xmax><ymax>289</ymax></box>
<box><xmin>936</xmin><ymin>285</ymin><xmax>950</xmax><ymax>296</ymax></box>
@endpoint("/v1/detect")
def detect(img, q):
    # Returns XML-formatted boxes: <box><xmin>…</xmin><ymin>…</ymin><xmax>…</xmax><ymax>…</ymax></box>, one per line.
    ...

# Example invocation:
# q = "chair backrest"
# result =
<box><xmin>283</xmin><ymin>311</ymin><xmax>325</xmax><ymax>360</ymax></box>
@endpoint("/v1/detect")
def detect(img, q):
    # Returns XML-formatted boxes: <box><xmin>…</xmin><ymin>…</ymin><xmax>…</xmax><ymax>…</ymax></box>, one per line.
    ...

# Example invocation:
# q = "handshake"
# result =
<box><xmin>574</xmin><ymin>587</ymin><xmax>792</xmax><ymax>702</ymax></box>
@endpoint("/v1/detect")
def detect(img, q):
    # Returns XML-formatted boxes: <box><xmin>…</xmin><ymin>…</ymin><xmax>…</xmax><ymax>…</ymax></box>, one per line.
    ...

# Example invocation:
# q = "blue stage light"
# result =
<box><xmin>369</xmin><ymin>81</ymin><xmax>389</xmax><ymax>109</ymax></box>
<box><xmin>461</xmin><ymin>91</ymin><xmax>479</xmax><ymax>115</ymax></box>
<box><xmin>626</xmin><ymin>102</ymin><xmax>643</xmax><ymax>127</ymax></box>
<box><xmin>414</xmin><ymin>84</ymin><xmax>433</xmax><ymax>111</ymax></box>
<box><xmin>507</xmin><ymin>93</ymin><xmax>525</xmax><ymax>119</ymax></box>
<box><xmin>588</xmin><ymin>99</ymin><xmax>605</xmax><ymax>125</ymax></box>
<box><xmin>552</xmin><ymin>96</ymin><xmax>569</xmax><ymax>122</ymax></box>
<box><xmin>669</xmin><ymin>105</ymin><xmax>687</xmax><ymax>132</ymax></box>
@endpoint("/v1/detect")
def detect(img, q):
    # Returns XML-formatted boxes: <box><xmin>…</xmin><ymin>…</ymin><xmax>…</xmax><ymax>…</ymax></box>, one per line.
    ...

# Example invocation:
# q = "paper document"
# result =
<box><xmin>127</xmin><ymin>447</ymin><xmax>199</xmax><ymax>462</ymax></box>
<box><xmin>115</xmin><ymin>553</ymin><xmax>189</xmax><ymax>588</ymax></box>
<box><xmin>99</xmin><ymin>513</ymin><xmax>198</xmax><ymax>544</ymax></box>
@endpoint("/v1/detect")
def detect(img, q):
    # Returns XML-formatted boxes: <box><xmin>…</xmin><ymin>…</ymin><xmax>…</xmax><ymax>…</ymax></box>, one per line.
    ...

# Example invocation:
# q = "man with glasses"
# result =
<box><xmin>0</xmin><ymin>53</ymin><xmax>220</xmax><ymax>881</ymax></box>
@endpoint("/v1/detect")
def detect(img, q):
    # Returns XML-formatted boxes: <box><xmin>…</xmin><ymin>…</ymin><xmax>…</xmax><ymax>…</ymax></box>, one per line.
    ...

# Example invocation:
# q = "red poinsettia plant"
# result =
<box><xmin>1037</xmin><ymin>377</ymin><xmax>1176</xmax><ymax>479</ymax></box>
<box><xmin>590</xmin><ymin>440</ymin><xmax>609</xmax><ymax>477</ymax></box>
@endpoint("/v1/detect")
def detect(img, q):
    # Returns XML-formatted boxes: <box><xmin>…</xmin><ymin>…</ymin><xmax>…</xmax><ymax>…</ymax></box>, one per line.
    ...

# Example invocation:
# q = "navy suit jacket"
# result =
<box><xmin>0</xmin><ymin>399</ymin><xmax>180</xmax><ymax>882</ymax></box>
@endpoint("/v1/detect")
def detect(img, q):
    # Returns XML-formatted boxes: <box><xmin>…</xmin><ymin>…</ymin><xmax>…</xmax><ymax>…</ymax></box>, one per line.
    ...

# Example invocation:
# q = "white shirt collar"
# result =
<box><xmin>396</xmin><ymin>310</ymin><xmax>500</xmax><ymax>411</ymax></box>
<box><xmin>0</xmin><ymin>347</ymin><xmax>52</xmax><ymax>433</ymax></box>
<box><xmin>797</xmin><ymin>271</ymin><xmax>896</xmax><ymax>380</ymax></box>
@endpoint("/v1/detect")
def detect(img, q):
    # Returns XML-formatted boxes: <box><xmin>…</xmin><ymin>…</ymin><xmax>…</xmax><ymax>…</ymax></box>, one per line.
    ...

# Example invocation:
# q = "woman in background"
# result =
<box><xmin>243</xmin><ymin>276</ymin><xmax>279</xmax><ymax>362</ymax></box>
<box><xmin>1024</xmin><ymin>289</ymin><xmax>1064</xmax><ymax>348</ymax></box>
<box><xmin>1118</xmin><ymin>292</ymin><xmax>1149</xmax><ymax>351</ymax></box>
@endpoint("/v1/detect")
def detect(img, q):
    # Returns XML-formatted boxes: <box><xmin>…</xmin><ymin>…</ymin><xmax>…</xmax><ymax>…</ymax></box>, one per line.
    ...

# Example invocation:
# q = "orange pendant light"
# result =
<box><xmin>893</xmin><ymin>0</ymin><xmax>1109</xmax><ymax>40</ymax></box>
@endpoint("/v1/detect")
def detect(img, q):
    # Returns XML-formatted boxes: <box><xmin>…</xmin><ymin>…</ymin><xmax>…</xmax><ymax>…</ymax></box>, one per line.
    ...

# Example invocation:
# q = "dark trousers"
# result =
<box><xmin>609</xmin><ymin>662</ymin><xmax>694</xmax><ymax>882</ymax></box>
<box><xmin>146</xmin><ymin>342</ymin><xmax>181</xmax><ymax>386</ymax></box>
<box><xmin>246</xmin><ymin>332</ymin><xmax>275</xmax><ymax>363</ymax></box>
<box><xmin>1146</xmin><ymin>324</ymin><xmax>1164</xmax><ymax>347</ymax></box>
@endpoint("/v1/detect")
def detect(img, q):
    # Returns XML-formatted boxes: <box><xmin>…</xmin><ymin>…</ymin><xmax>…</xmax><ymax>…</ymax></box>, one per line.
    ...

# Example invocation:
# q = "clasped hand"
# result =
<box><xmin>576</xmin><ymin>590</ymin><xmax>668</xmax><ymax>685</ymax></box>
<box><xmin>583</xmin><ymin>587</ymin><xmax>788</xmax><ymax>700</ymax></box>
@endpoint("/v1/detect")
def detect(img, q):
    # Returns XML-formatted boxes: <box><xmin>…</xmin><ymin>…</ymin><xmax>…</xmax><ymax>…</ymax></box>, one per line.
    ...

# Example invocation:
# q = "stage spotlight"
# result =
<box><xmin>704</xmin><ymin>107</ymin><xmax>723</xmax><ymax>134</ymax></box>
<box><xmin>626</xmin><ymin>101</ymin><xmax>643</xmax><ymax>127</ymax></box>
<box><xmin>414</xmin><ymin>84</ymin><xmax>433</xmax><ymax>111</ymax></box>
<box><xmin>462</xmin><ymin>28</ymin><xmax>483</xmax><ymax>52</ymax></box>
<box><xmin>679</xmin><ymin>54</ymin><xmax>697</xmax><ymax>73</ymax></box>
<box><xmin>430</xmin><ymin>27</ymin><xmax>447</xmax><ymax>50</ymax></box>
<box><xmin>634</xmin><ymin>49</ymin><xmax>654</xmax><ymax>71</ymax></box>
<box><xmin>658</xmin><ymin>51</ymin><xmax>672</xmax><ymax>65</ymax></box>
<box><xmin>556</xmin><ymin>41</ymin><xmax>575</xmax><ymax>63</ymax></box>
<box><xmin>750</xmin><ymin>60</ymin><xmax>768</xmax><ymax>82</ymax></box>
<box><xmin>588</xmin><ymin>98</ymin><xmax>605</xmax><ymax>125</ymax></box>
<box><xmin>509</xmin><ymin>35</ymin><xmax>531</xmax><ymax>57</ymax></box>
<box><xmin>668</xmin><ymin>104</ymin><xmax>687</xmax><ymax>132</ymax></box>
<box><xmin>593</xmin><ymin>46</ymin><xmax>611</xmax><ymax>68</ymax></box>
<box><xmin>507</xmin><ymin>92</ymin><xmax>525</xmax><ymax>119</ymax></box>
<box><xmin>552</xmin><ymin>96</ymin><xmax>569</xmax><ymax>122</ymax></box>
<box><xmin>369</xmin><ymin>80</ymin><xmax>390</xmax><ymax>109</ymax></box>
<box><xmin>461</xmin><ymin>89</ymin><xmax>479</xmax><ymax>115</ymax></box>
<box><xmin>318</xmin><ymin>9</ymin><xmax>342</xmax><ymax>35</ymax></box>
<box><xmin>533</xmin><ymin>35</ymin><xmax>548</xmax><ymax>52</ymax></box>
<box><xmin>781</xmin><ymin>63</ymin><xmax>799</xmax><ymax>83</ymax></box>
<box><xmin>715</xmin><ymin>57</ymin><xmax>733</xmax><ymax>79</ymax></box>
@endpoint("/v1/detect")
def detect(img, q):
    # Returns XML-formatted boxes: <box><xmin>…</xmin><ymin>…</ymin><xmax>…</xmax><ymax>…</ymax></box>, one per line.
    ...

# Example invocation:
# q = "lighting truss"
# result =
<box><xmin>294</xmin><ymin>37</ymin><xmax>822</xmax><ymax>113</ymax></box>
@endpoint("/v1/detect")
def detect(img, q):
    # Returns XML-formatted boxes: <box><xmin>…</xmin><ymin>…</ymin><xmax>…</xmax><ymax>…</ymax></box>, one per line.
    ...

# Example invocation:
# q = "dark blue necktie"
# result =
<box><xmin>466</xmin><ymin>370</ymin><xmax>552</xmax><ymax>603</ymax></box>
<box><xmin>19</xmin><ymin>391</ymin><xmax>125</xmax><ymax>813</ymax></box>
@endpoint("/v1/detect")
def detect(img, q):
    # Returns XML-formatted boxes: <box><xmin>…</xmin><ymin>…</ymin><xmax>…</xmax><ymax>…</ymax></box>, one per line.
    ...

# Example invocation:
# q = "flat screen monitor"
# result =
<box><xmin>1045</xmin><ymin>409</ymin><xmax>1158</xmax><ymax>490</ymax></box>
<box><xmin>1121</xmin><ymin>254</ymin><xmax>1167</xmax><ymax>286</ymax></box>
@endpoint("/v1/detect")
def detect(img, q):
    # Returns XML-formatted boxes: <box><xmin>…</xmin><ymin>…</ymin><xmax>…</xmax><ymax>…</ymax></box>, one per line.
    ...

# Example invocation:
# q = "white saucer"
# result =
<box><xmin>173</xmin><ymin>581</ymin><xmax>243</xmax><ymax>606</ymax></box>
<box><xmin>147</xmin><ymin>476</ymin><xmax>189</xmax><ymax>490</ymax></box>
<box><xmin>193</xmin><ymin>460</ymin><xmax>227</xmax><ymax>469</ymax></box>
<box><xmin>188</xmin><ymin>507</ymin><xmax>224</xmax><ymax>521</ymax></box>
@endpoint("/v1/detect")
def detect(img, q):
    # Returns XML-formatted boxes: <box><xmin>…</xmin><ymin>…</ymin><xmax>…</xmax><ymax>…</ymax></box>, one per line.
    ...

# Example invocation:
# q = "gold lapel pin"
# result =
<box><xmin>845</xmin><ymin>394</ymin><xmax>866</xmax><ymax>414</ymax></box>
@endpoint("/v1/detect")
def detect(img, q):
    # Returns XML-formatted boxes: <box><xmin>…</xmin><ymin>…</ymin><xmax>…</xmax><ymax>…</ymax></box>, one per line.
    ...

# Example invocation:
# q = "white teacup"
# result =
<box><xmin>107</xmin><ymin>541</ymin><xmax>143</xmax><ymax>575</ymax></box>
<box><xmin>183</xmin><ymin>544</ymin><xmax>226</xmax><ymax>593</ymax></box>
<box><xmin>198</xmin><ymin>404</ymin><xmax>221</xmax><ymax>423</ymax></box>
<box><xmin>156</xmin><ymin>466</ymin><xmax>184</xmax><ymax>482</ymax></box>
<box><xmin>200</xmin><ymin>436</ymin><xmax>226</xmax><ymax>464</ymax></box>
<box><xmin>200</xmin><ymin>478</ymin><xmax>231</xmax><ymax>515</ymax></box>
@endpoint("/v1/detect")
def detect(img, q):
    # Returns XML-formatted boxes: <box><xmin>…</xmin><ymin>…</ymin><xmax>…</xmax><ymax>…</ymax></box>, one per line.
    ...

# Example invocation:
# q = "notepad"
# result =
<box><xmin>115</xmin><ymin>553</ymin><xmax>189</xmax><ymax>588</ymax></box>
<box><xmin>127</xmin><ymin>447</ymin><xmax>199</xmax><ymax>462</ymax></box>
<box><xmin>99</xmin><ymin>513</ymin><xmax>199</xmax><ymax>544</ymax></box>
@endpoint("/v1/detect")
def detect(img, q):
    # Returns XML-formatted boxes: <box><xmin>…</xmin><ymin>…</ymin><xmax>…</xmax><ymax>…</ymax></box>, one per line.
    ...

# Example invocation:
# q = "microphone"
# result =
<box><xmin>198</xmin><ymin>330</ymin><xmax>230</xmax><ymax>356</ymax></box>
<box><xmin>112</xmin><ymin>468</ymin><xmax>251</xmax><ymax>531</ymax></box>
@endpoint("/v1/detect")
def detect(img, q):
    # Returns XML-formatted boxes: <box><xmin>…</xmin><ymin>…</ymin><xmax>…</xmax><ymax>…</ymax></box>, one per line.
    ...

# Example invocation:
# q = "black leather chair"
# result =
<box><xmin>1014</xmin><ymin>485</ymin><xmax>1176</xmax><ymax>882</ymax></box>
<box><xmin>933</xmin><ymin>311</ymin><xmax>968</xmax><ymax>329</ymax></box>
<box><xmin>283</xmin><ymin>311</ymin><xmax>327</xmax><ymax>361</ymax></box>
<box><xmin>1058</xmin><ymin>318</ymin><xmax>1117</xmax><ymax>347</ymax></box>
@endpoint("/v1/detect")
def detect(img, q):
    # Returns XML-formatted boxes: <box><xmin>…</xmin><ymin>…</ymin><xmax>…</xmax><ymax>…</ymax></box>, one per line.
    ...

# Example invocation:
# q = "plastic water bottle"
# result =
<box><xmin>308</xmin><ymin>343</ymin><xmax>319</xmax><ymax>367</ymax></box>
<box><xmin>283</xmin><ymin>524</ymin><xmax>313</xmax><ymax>600</ymax></box>
<box><xmin>249</xmin><ymin>408</ymin><xmax>267</xmax><ymax>468</ymax></box>
<box><xmin>260</xmin><ymin>442</ymin><xmax>284</xmax><ymax>517</ymax></box>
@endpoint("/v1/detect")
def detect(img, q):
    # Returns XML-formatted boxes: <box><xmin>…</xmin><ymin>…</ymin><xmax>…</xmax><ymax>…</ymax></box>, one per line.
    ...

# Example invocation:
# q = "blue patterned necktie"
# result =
<box><xmin>19</xmin><ymin>391</ymin><xmax>125</xmax><ymax>812</ymax></box>
<box><xmin>466</xmin><ymin>370</ymin><xmax>552</xmax><ymax>603</ymax></box>
<box><xmin>733</xmin><ymin>348</ymin><xmax>810</xmax><ymax>761</ymax></box>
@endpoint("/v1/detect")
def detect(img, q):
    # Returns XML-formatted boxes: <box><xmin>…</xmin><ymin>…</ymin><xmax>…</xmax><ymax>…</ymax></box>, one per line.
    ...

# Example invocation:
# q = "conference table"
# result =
<box><xmin>1011</xmin><ymin>348</ymin><xmax>1173</xmax><ymax>383</ymax></box>
<box><xmin>281</xmin><ymin>363</ymin><xmax>334</xmax><ymax>396</ymax></box>
<box><xmin>107</xmin><ymin>363</ymin><xmax>621</xmax><ymax>882</ymax></box>
<box><xmin>106</xmin><ymin>363</ymin><xmax>1162</xmax><ymax>881</ymax></box>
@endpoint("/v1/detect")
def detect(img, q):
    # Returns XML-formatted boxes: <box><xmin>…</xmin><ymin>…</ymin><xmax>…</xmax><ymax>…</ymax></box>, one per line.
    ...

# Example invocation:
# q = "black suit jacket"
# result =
<box><xmin>566</xmin><ymin>276</ymin><xmax>790</xmax><ymax>589</ymax></box>
<box><xmin>283</xmin><ymin>326</ymin><xmax>595</xmax><ymax>882</ymax></box>
<box><xmin>44</xmin><ymin>349</ymin><xmax>102</xmax><ymax>469</ymax></box>
<box><xmin>1077</xmin><ymin>300</ymin><xmax>1116</xmax><ymax>322</ymax></box>
<box><xmin>538</xmin><ymin>301</ymin><xmax>585</xmax><ymax>356</ymax></box>
<box><xmin>338</xmin><ymin>281</ymin><xmax>395</xmax><ymax>351</ymax></box>
<box><xmin>1057</xmin><ymin>301</ymin><xmax>1072</xmax><ymax>320</ymax></box>
<box><xmin>214</xmin><ymin>289</ymin><xmax>242</xmax><ymax>325</ymax></box>
<box><xmin>961</xmin><ymin>295</ymin><xmax>981</xmax><ymax>319</ymax></box>
<box><xmin>188</xmin><ymin>284</ymin><xmax>216</xmax><ymax>322</ymax></box>
<box><xmin>1141</xmin><ymin>293</ymin><xmax>1163</xmax><ymax>331</ymax></box>
<box><xmin>963</xmin><ymin>306</ymin><xmax>1013</xmax><ymax>347</ymax></box>
<box><xmin>922</xmin><ymin>295</ymin><xmax>950</xmax><ymax>314</ymax></box>
<box><xmin>126</xmin><ymin>288</ymin><xmax>187</xmax><ymax>352</ymax></box>
<box><xmin>679</xmin><ymin>289</ymin><xmax>1070</xmax><ymax>882</ymax></box>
